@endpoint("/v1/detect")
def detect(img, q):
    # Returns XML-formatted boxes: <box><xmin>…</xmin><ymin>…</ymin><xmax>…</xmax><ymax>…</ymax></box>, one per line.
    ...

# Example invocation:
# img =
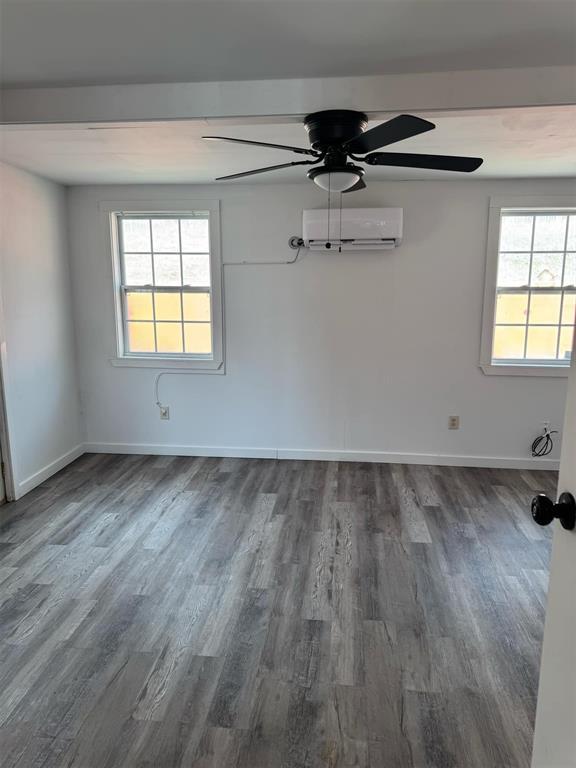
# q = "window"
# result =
<box><xmin>481</xmin><ymin>197</ymin><xmax>576</xmax><ymax>376</ymax></box>
<box><xmin>105</xmin><ymin>201</ymin><xmax>223</xmax><ymax>371</ymax></box>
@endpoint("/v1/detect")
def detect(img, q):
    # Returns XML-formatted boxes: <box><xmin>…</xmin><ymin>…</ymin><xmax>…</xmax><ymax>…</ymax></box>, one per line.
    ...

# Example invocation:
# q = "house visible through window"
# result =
<box><xmin>490</xmin><ymin>210</ymin><xmax>575</xmax><ymax>368</ymax></box>
<box><xmin>116</xmin><ymin>212</ymin><xmax>216</xmax><ymax>358</ymax></box>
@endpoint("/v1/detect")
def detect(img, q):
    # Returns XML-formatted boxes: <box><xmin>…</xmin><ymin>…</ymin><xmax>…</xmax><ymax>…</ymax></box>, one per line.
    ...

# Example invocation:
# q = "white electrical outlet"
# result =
<box><xmin>448</xmin><ymin>415</ymin><xmax>460</xmax><ymax>430</ymax></box>
<box><xmin>159</xmin><ymin>406</ymin><xmax>170</xmax><ymax>420</ymax></box>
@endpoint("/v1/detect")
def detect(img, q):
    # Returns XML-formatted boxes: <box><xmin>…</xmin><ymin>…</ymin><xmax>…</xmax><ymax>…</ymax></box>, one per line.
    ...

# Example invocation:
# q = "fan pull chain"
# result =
<box><xmin>327</xmin><ymin>172</ymin><xmax>331</xmax><ymax>245</ymax></box>
<box><xmin>338</xmin><ymin>192</ymin><xmax>343</xmax><ymax>253</ymax></box>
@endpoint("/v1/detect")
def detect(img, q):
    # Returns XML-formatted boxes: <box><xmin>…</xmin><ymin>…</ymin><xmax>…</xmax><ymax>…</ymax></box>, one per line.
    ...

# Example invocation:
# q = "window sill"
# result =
<box><xmin>480</xmin><ymin>362</ymin><xmax>570</xmax><ymax>378</ymax></box>
<box><xmin>110</xmin><ymin>356</ymin><xmax>225</xmax><ymax>373</ymax></box>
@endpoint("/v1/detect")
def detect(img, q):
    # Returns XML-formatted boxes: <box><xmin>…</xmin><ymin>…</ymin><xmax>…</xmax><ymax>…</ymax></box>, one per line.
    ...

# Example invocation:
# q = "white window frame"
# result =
<box><xmin>102</xmin><ymin>200</ymin><xmax>224</xmax><ymax>372</ymax></box>
<box><xmin>480</xmin><ymin>195</ymin><xmax>576</xmax><ymax>377</ymax></box>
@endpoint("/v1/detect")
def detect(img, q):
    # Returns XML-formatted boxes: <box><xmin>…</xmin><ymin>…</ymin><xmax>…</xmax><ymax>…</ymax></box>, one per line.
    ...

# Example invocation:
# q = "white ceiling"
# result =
<box><xmin>1</xmin><ymin>107</ymin><xmax>575</xmax><ymax>185</ymax></box>
<box><xmin>1</xmin><ymin>0</ymin><xmax>575</xmax><ymax>88</ymax></box>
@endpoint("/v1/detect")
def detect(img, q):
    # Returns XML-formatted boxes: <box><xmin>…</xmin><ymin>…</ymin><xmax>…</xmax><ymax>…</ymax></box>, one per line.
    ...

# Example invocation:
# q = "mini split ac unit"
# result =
<box><xmin>302</xmin><ymin>208</ymin><xmax>403</xmax><ymax>251</ymax></box>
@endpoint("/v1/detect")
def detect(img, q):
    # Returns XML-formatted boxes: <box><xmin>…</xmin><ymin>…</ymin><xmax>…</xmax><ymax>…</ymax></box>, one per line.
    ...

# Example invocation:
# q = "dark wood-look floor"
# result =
<box><xmin>0</xmin><ymin>455</ymin><xmax>556</xmax><ymax>768</ymax></box>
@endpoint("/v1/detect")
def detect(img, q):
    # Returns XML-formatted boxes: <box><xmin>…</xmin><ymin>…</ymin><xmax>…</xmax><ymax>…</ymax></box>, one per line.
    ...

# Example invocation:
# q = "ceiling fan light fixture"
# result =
<box><xmin>307</xmin><ymin>166</ymin><xmax>364</xmax><ymax>192</ymax></box>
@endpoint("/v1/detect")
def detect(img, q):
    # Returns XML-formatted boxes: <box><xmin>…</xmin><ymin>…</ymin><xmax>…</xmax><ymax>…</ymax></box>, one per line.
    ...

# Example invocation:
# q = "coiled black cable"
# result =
<box><xmin>531</xmin><ymin>429</ymin><xmax>558</xmax><ymax>457</ymax></box>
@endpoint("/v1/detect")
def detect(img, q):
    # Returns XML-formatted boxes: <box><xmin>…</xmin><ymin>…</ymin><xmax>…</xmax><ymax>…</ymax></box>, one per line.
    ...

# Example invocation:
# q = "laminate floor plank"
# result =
<box><xmin>0</xmin><ymin>454</ymin><xmax>554</xmax><ymax>767</ymax></box>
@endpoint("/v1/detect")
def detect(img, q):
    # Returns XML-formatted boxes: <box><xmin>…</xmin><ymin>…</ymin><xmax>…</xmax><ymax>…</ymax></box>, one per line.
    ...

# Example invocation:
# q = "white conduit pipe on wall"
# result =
<box><xmin>153</xmin><ymin>245</ymin><xmax>303</xmax><ymax>410</ymax></box>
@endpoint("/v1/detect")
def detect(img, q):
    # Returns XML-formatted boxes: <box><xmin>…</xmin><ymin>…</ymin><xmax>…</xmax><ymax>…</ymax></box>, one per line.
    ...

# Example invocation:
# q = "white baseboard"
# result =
<box><xmin>15</xmin><ymin>443</ymin><xmax>85</xmax><ymax>499</ymax></box>
<box><xmin>83</xmin><ymin>442</ymin><xmax>277</xmax><ymax>460</ymax></box>
<box><xmin>279</xmin><ymin>448</ymin><xmax>559</xmax><ymax>470</ymax></box>
<box><xmin>83</xmin><ymin>442</ymin><xmax>559</xmax><ymax>471</ymax></box>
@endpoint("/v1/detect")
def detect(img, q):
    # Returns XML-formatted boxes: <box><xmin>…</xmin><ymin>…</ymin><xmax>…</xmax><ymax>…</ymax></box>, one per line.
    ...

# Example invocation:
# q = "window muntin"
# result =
<box><xmin>492</xmin><ymin>211</ymin><xmax>576</xmax><ymax>367</ymax></box>
<box><xmin>117</xmin><ymin>213</ymin><xmax>214</xmax><ymax>358</ymax></box>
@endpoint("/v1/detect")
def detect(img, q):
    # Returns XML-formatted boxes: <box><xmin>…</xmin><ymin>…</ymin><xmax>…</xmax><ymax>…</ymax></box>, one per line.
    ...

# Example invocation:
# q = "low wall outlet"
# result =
<box><xmin>159</xmin><ymin>406</ymin><xmax>170</xmax><ymax>420</ymax></box>
<box><xmin>448</xmin><ymin>415</ymin><xmax>460</xmax><ymax>430</ymax></box>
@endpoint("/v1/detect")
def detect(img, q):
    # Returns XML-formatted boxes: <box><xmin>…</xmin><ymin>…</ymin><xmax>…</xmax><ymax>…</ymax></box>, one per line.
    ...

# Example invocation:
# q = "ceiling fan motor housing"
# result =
<box><xmin>304</xmin><ymin>110</ymin><xmax>368</xmax><ymax>151</ymax></box>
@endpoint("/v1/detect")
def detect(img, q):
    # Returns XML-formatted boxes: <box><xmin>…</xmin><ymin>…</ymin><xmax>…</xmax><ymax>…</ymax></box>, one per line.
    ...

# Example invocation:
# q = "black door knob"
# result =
<box><xmin>531</xmin><ymin>492</ymin><xmax>576</xmax><ymax>531</ymax></box>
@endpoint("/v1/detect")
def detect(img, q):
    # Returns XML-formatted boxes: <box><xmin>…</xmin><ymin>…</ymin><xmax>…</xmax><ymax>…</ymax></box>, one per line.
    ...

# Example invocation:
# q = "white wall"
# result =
<box><xmin>0</xmin><ymin>162</ymin><xmax>83</xmax><ymax>498</ymax></box>
<box><xmin>68</xmin><ymin>178</ymin><xmax>575</xmax><ymax>468</ymax></box>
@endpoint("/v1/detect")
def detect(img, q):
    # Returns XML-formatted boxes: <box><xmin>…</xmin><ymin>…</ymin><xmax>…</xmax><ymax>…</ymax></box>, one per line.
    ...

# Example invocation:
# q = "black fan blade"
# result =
<box><xmin>344</xmin><ymin>114</ymin><xmax>435</xmax><ymax>154</ymax></box>
<box><xmin>215</xmin><ymin>160</ymin><xmax>316</xmax><ymax>181</ymax></box>
<box><xmin>204</xmin><ymin>136</ymin><xmax>316</xmax><ymax>156</ymax></box>
<box><xmin>365</xmin><ymin>152</ymin><xmax>483</xmax><ymax>173</ymax></box>
<box><xmin>342</xmin><ymin>177</ymin><xmax>367</xmax><ymax>193</ymax></box>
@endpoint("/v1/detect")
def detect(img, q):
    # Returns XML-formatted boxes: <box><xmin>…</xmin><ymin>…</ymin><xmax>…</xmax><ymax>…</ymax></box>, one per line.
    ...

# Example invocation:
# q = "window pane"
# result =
<box><xmin>156</xmin><ymin>322</ymin><xmax>183</xmax><ymax>353</ymax></box>
<box><xmin>184</xmin><ymin>323</ymin><xmax>212</xmax><ymax>354</ymax></box>
<box><xmin>183</xmin><ymin>292</ymin><xmax>211</xmax><ymax>322</ymax></box>
<box><xmin>531</xmin><ymin>252</ymin><xmax>564</xmax><ymax>287</ymax></box>
<box><xmin>533</xmin><ymin>215</ymin><xmax>568</xmax><ymax>251</ymax></box>
<box><xmin>526</xmin><ymin>326</ymin><xmax>558</xmax><ymax>360</ymax></box>
<box><xmin>154</xmin><ymin>292</ymin><xmax>182</xmax><ymax>321</ymax></box>
<box><xmin>122</xmin><ymin>219</ymin><xmax>150</xmax><ymax>251</ymax></box>
<box><xmin>126</xmin><ymin>292</ymin><xmax>153</xmax><ymax>321</ymax></box>
<box><xmin>127</xmin><ymin>322</ymin><xmax>155</xmax><ymax>353</ymax></box>
<box><xmin>558</xmin><ymin>326</ymin><xmax>574</xmax><ymax>361</ymax></box>
<box><xmin>151</xmin><ymin>219</ymin><xmax>179</xmax><ymax>251</ymax></box>
<box><xmin>124</xmin><ymin>253</ymin><xmax>152</xmax><ymax>285</ymax></box>
<box><xmin>567</xmin><ymin>216</ymin><xmax>576</xmax><ymax>250</ymax></box>
<box><xmin>182</xmin><ymin>254</ymin><xmax>211</xmax><ymax>286</ymax></box>
<box><xmin>493</xmin><ymin>326</ymin><xmax>526</xmax><ymax>360</ymax></box>
<box><xmin>564</xmin><ymin>254</ymin><xmax>576</xmax><ymax>287</ymax></box>
<box><xmin>118</xmin><ymin>212</ymin><xmax>219</xmax><ymax>360</ymax></box>
<box><xmin>562</xmin><ymin>293</ymin><xmax>576</xmax><ymax>324</ymax></box>
<box><xmin>497</xmin><ymin>252</ymin><xmax>530</xmax><ymax>287</ymax></box>
<box><xmin>154</xmin><ymin>253</ymin><xmax>181</xmax><ymax>286</ymax></box>
<box><xmin>499</xmin><ymin>216</ymin><xmax>533</xmax><ymax>251</ymax></box>
<box><xmin>495</xmin><ymin>292</ymin><xmax>528</xmax><ymax>324</ymax></box>
<box><xmin>181</xmin><ymin>219</ymin><xmax>209</xmax><ymax>252</ymax></box>
<box><xmin>490</xmin><ymin>211</ymin><xmax>576</xmax><ymax>368</ymax></box>
<box><xmin>528</xmin><ymin>293</ymin><xmax>561</xmax><ymax>325</ymax></box>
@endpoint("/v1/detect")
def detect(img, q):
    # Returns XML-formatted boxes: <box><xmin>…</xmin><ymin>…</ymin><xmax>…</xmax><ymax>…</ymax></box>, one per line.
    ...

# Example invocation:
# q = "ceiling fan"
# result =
<box><xmin>203</xmin><ymin>110</ymin><xmax>483</xmax><ymax>192</ymax></box>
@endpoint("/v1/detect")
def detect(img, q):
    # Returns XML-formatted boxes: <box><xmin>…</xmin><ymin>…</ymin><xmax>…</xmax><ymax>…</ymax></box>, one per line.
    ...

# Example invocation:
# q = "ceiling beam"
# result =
<box><xmin>2</xmin><ymin>66</ymin><xmax>575</xmax><ymax>126</ymax></box>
